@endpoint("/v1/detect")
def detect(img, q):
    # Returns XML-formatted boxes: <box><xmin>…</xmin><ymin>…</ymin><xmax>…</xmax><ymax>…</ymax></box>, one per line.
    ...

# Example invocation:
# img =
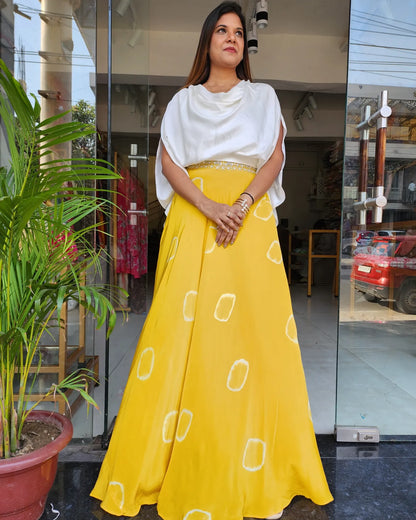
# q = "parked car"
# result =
<box><xmin>377</xmin><ymin>229</ymin><xmax>406</xmax><ymax>237</ymax></box>
<box><xmin>342</xmin><ymin>230</ymin><xmax>361</xmax><ymax>255</ymax></box>
<box><xmin>344</xmin><ymin>229</ymin><xmax>406</xmax><ymax>256</ymax></box>
<box><xmin>357</xmin><ymin>230</ymin><xmax>376</xmax><ymax>246</ymax></box>
<box><xmin>351</xmin><ymin>235</ymin><xmax>416</xmax><ymax>314</ymax></box>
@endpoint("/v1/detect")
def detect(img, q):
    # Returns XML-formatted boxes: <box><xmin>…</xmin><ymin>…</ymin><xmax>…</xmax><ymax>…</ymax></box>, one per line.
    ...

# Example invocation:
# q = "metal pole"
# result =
<box><xmin>102</xmin><ymin>0</ymin><xmax>112</xmax><ymax>449</ymax></box>
<box><xmin>373</xmin><ymin>90</ymin><xmax>388</xmax><ymax>223</ymax></box>
<box><xmin>353</xmin><ymin>90</ymin><xmax>390</xmax><ymax>223</ymax></box>
<box><xmin>358</xmin><ymin>105</ymin><xmax>371</xmax><ymax>226</ymax></box>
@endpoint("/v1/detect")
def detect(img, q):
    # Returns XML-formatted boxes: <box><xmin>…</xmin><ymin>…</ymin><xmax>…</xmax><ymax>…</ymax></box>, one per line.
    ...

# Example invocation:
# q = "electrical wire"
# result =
<box><xmin>351</xmin><ymin>11</ymin><xmax>416</xmax><ymax>36</ymax></box>
<box><xmin>349</xmin><ymin>70</ymin><xmax>416</xmax><ymax>83</ymax></box>
<box><xmin>350</xmin><ymin>41</ymin><xmax>416</xmax><ymax>53</ymax></box>
<box><xmin>14</xmin><ymin>49</ymin><xmax>93</xmax><ymax>60</ymax></box>
<box><xmin>350</xmin><ymin>61</ymin><xmax>416</xmax><ymax>66</ymax></box>
<box><xmin>352</xmin><ymin>8</ymin><xmax>416</xmax><ymax>32</ymax></box>
<box><xmin>15</xmin><ymin>3</ymin><xmax>77</xmax><ymax>21</ymax></box>
<box><xmin>350</xmin><ymin>27</ymin><xmax>416</xmax><ymax>38</ymax></box>
<box><xmin>348</xmin><ymin>50</ymin><xmax>416</xmax><ymax>60</ymax></box>
<box><xmin>11</xmin><ymin>58</ymin><xmax>94</xmax><ymax>68</ymax></box>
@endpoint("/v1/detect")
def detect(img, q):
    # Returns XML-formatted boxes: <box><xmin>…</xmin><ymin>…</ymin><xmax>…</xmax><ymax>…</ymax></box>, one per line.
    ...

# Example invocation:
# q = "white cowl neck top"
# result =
<box><xmin>155</xmin><ymin>80</ymin><xmax>287</xmax><ymax>223</ymax></box>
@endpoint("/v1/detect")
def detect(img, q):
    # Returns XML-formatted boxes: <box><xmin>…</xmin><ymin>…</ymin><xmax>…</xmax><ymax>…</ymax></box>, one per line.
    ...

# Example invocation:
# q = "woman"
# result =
<box><xmin>91</xmin><ymin>2</ymin><xmax>333</xmax><ymax>519</ymax></box>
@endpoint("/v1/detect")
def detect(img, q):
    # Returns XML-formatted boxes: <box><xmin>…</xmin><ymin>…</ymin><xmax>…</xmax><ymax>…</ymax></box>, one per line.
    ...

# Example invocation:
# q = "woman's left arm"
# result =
<box><xmin>216</xmin><ymin>122</ymin><xmax>285</xmax><ymax>246</ymax></box>
<box><xmin>242</xmin><ymin>121</ymin><xmax>285</xmax><ymax>202</ymax></box>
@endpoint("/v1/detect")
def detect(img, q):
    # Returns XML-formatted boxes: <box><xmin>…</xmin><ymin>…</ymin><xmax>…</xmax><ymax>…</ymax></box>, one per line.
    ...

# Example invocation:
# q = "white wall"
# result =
<box><xmin>101</xmin><ymin>28</ymin><xmax>347</xmax><ymax>92</ymax></box>
<box><xmin>98</xmin><ymin>26</ymin><xmax>347</xmax><ymax>92</ymax></box>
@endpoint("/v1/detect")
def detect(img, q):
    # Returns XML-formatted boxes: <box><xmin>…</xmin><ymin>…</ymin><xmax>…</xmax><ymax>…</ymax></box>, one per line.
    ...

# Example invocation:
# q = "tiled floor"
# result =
<box><xmin>39</xmin><ymin>437</ymin><xmax>416</xmax><ymax>520</ymax></box>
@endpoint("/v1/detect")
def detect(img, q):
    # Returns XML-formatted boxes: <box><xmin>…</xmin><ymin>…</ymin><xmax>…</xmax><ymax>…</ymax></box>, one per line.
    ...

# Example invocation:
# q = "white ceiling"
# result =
<box><xmin>148</xmin><ymin>0</ymin><xmax>350</xmax><ymax>38</ymax></box>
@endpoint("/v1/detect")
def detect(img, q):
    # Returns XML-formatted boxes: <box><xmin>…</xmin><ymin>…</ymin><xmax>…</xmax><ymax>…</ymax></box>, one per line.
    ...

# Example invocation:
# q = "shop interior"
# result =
<box><xmin>87</xmin><ymin>0</ymin><xmax>351</xmax><ymax>438</ymax></box>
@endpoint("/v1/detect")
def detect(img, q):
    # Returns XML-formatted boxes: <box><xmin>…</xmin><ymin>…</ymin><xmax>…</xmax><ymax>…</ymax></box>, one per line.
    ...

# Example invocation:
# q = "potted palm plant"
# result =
<box><xmin>0</xmin><ymin>59</ymin><xmax>120</xmax><ymax>519</ymax></box>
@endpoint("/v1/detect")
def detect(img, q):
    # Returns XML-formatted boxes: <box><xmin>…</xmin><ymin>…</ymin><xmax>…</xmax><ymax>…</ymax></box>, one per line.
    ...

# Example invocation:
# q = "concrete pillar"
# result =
<box><xmin>40</xmin><ymin>0</ymin><xmax>73</xmax><ymax>160</ymax></box>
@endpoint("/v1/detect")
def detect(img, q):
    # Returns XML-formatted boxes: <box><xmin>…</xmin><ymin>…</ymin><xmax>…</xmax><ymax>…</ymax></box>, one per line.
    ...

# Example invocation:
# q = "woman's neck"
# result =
<box><xmin>203</xmin><ymin>69</ymin><xmax>240</xmax><ymax>93</ymax></box>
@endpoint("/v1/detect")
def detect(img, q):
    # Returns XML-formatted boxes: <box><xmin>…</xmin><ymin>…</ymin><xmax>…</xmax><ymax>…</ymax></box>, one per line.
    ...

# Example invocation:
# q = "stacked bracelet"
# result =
<box><xmin>241</xmin><ymin>191</ymin><xmax>255</xmax><ymax>204</ymax></box>
<box><xmin>234</xmin><ymin>197</ymin><xmax>250</xmax><ymax>215</ymax></box>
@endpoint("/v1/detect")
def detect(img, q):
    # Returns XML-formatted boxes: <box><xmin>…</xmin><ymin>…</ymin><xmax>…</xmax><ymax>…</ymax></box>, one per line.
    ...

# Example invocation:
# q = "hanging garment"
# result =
<box><xmin>117</xmin><ymin>169</ymin><xmax>148</xmax><ymax>279</ymax></box>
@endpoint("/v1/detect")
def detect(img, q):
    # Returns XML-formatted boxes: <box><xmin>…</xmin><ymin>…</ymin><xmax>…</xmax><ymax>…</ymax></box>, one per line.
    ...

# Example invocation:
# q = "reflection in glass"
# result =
<box><xmin>2</xmin><ymin>0</ymin><xmax>98</xmax><ymax>437</ymax></box>
<box><xmin>338</xmin><ymin>0</ymin><xmax>416</xmax><ymax>435</ymax></box>
<box><xmin>103</xmin><ymin>0</ymin><xmax>151</xmax><ymax>436</ymax></box>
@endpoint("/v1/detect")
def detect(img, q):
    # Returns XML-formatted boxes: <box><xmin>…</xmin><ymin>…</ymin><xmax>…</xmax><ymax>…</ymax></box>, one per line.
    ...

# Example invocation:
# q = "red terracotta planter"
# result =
<box><xmin>0</xmin><ymin>410</ymin><xmax>73</xmax><ymax>520</ymax></box>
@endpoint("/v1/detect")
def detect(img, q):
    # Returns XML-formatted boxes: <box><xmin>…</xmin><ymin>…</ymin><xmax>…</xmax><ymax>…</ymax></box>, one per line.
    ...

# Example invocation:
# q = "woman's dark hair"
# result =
<box><xmin>184</xmin><ymin>1</ymin><xmax>252</xmax><ymax>87</ymax></box>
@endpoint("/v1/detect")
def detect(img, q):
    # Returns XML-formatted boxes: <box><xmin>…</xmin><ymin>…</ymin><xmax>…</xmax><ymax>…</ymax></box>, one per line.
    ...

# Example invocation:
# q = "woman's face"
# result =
<box><xmin>208</xmin><ymin>12</ymin><xmax>244</xmax><ymax>71</ymax></box>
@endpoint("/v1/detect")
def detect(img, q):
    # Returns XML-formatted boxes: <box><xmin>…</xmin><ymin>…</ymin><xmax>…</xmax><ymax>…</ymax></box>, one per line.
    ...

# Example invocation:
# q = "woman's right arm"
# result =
<box><xmin>161</xmin><ymin>143</ymin><xmax>243</xmax><ymax>233</ymax></box>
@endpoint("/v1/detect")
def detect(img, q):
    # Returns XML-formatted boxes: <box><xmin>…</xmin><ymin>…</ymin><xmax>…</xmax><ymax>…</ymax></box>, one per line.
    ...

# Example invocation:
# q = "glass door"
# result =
<box><xmin>106</xmin><ymin>0</ymin><xmax>151</xmax><ymax>438</ymax></box>
<box><xmin>94</xmin><ymin>0</ymin><xmax>151</xmax><ymax>440</ymax></box>
<box><xmin>337</xmin><ymin>0</ymin><xmax>416</xmax><ymax>437</ymax></box>
<box><xmin>108</xmin><ymin>0</ymin><xmax>152</xmax><ymax>440</ymax></box>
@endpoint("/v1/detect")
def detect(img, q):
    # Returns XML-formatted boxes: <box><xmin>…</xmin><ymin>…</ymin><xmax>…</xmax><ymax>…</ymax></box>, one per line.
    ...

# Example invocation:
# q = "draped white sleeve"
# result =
<box><xmin>155</xmin><ymin>80</ymin><xmax>287</xmax><ymax>223</ymax></box>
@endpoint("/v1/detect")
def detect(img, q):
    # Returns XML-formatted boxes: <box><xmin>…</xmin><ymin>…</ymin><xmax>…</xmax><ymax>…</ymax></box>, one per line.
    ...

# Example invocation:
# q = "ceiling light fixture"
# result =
<box><xmin>247</xmin><ymin>17</ymin><xmax>258</xmax><ymax>54</ymax></box>
<box><xmin>293</xmin><ymin>92</ymin><xmax>318</xmax><ymax>131</ymax></box>
<box><xmin>294</xmin><ymin>118</ymin><xmax>303</xmax><ymax>131</ymax></box>
<box><xmin>115</xmin><ymin>0</ymin><xmax>131</xmax><ymax>17</ymax></box>
<box><xmin>308</xmin><ymin>93</ymin><xmax>318</xmax><ymax>110</ymax></box>
<box><xmin>256</xmin><ymin>0</ymin><xmax>268</xmax><ymax>29</ymax></box>
<box><xmin>148</xmin><ymin>90</ymin><xmax>156</xmax><ymax>107</ymax></box>
<box><xmin>128</xmin><ymin>27</ymin><xmax>142</xmax><ymax>47</ymax></box>
<box><xmin>303</xmin><ymin>105</ymin><xmax>313</xmax><ymax>119</ymax></box>
<box><xmin>151</xmin><ymin>114</ymin><xmax>160</xmax><ymax>128</ymax></box>
<box><xmin>293</xmin><ymin>92</ymin><xmax>318</xmax><ymax>121</ymax></box>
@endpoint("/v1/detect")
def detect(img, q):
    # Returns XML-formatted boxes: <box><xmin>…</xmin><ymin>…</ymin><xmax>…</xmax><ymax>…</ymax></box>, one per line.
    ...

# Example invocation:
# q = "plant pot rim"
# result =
<box><xmin>0</xmin><ymin>410</ymin><xmax>73</xmax><ymax>473</ymax></box>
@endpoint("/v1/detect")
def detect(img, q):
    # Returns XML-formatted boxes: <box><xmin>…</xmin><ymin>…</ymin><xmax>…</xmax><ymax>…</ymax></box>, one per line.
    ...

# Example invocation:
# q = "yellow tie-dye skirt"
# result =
<box><xmin>91</xmin><ymin>162</ymin><xmax>333</xmax><ymax>519</ymax></box>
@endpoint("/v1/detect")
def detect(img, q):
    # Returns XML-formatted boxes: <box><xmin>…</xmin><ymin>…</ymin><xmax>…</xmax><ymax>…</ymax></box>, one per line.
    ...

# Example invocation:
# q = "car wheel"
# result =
<box><xmin>396</xmin><ymin>281</ymin><xmax>416</xmax><ymax>314</ymax></box>
<box><xmin>364</xmin><ymin>293</ymin><xmax>379</xmax><ymax>302</ymax></box>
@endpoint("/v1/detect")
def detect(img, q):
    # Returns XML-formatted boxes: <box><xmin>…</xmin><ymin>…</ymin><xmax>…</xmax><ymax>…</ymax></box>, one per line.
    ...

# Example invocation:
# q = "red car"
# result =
<box><xmin>352</xmin><ymin>235</ymin><xmax>416</xmax><ymax>314</ymax></box>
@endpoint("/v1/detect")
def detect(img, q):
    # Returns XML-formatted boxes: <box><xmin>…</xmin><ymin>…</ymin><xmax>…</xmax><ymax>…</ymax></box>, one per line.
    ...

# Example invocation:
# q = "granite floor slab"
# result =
<box><xmin>39</xmin><ymin>437</ymin><xmax>416</xmax><ymax>520</ymax></box>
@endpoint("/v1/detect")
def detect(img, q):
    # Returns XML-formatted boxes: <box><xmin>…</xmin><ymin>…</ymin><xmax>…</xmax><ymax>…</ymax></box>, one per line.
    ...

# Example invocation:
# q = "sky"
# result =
<box><xmin>13</xmin><ymin>0</ymin><xmax>95</xmax><ymax>105</ymax></box>
<box><xmin>348</xmin><ymin>0</ymin><xmax>416</xmax><ymax>88</ymax></box>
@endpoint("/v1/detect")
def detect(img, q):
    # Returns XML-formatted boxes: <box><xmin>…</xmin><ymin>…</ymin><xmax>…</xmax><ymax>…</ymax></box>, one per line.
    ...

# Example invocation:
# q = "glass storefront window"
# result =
<box><xmin>4</xmin><ymin>0</ymin><xmax>416</xmax><ymax>440</ymax></box>
<box><xmin>338</xmin><ymin>0</ymin><xmax>416</xmax><ymax>436</ymax></box>
<box><xmin>1</xmin><ymin>0</ymin><xmax>98</xmax><ymax>438</ymax></box>
<box><xmin>95</xmin><ymin>0</ymin><xmax>151</xmax><ymax>441</ymax></box>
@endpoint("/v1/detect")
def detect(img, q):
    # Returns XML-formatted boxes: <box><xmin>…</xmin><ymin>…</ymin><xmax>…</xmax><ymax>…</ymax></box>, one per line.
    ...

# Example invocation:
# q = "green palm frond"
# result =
<box><xmin>0</xmin><ymin>59</ymin><xmax>124</xmax><ymax>458</ymax></box>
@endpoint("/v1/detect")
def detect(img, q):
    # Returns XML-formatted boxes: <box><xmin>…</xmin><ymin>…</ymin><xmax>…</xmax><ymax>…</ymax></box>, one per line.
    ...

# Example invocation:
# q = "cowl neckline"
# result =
<box><xmin>190</xmin><ymin>80</ymin><xmax>248</xmax><ymax>115</ymax></box>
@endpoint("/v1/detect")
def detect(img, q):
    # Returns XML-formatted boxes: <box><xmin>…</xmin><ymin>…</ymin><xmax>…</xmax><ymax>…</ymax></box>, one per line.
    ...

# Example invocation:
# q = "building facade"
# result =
<box><xmin>1</xmin><ymin>0</ymin><xmax>415</xmax><ymax>441</ymax></box>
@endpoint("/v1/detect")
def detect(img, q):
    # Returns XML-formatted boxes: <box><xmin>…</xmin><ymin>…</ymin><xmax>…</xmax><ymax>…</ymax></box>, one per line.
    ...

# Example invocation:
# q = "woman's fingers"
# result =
<box><xmin>219</xmin><ymin>214</ymin><xmax>239</xmax><ymax>231</ymax></box>
<box><xmin>228</xmin><ymin>229</ymin><xmax>238</xmax><ymax>246</ymax></box>
<box><xmin>214</xmin><ymin>203</ymin><xmax>249</xmax><ymax>246</ymax></box>
<box><xmin>216</xmin><ymin>227</ymin><xmax>238</xmax><ymax>247</ymax></box>
<box><xmin>218</xmin><ymin>207</ymin><xmax>244</xmax><ymax>231</ymax></box>
<box><xmin>228</xmin><ymin>211</ymin><xmax>243</xmax><ymax>226</ymax></box>
<box><xmin>204</xmin><ymin>201</ymin><xmax>247</xmax><ymax>233</ymax></box>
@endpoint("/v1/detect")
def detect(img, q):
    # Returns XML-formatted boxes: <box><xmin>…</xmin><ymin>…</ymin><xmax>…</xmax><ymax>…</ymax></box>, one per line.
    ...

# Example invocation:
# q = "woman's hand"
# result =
<box><xmin>214</xmin><ymin>201</ymin><xmax>248</xmax><ymax>247</ymax></box>
<box><xmin>200</xmin><ymin>199</ymin><xmax>242</xmax><ymax>233</ymax></box>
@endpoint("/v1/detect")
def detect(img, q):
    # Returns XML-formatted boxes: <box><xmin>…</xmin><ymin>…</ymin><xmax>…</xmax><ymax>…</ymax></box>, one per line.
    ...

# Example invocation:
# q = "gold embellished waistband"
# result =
<box><xmin>187</xmin><ymin>161</ymin><xmax>256</xmax><ymax>174</ymax></box>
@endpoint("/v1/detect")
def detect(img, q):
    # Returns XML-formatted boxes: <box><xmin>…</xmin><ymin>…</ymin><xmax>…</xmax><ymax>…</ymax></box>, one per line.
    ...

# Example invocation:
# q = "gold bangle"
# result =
<box><xmin>234</xmin><ymin>197</ymin><xmax>250</xmax><ymax>214</ymax></box>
